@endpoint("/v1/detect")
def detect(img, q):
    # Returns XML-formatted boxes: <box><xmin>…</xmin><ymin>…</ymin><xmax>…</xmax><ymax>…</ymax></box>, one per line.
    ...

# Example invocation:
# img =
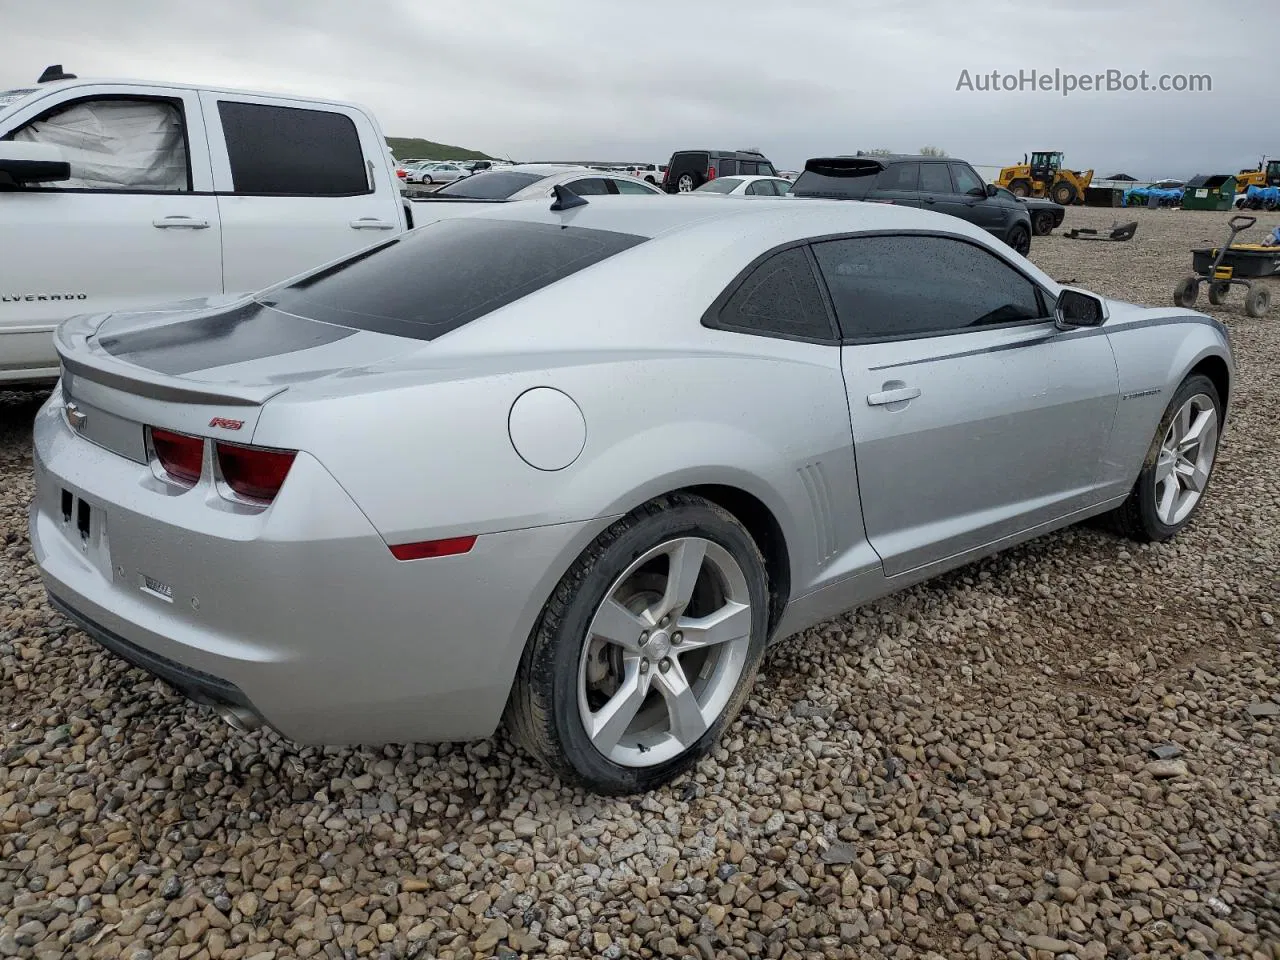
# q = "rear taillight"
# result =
<box><xmin>707</xmin><ymin>165</ymin><xmax>717</xmax><ymax>181</ymax></box>
<box><xmin>150</xmin><ymin>428</ymin><xmax>203</xmax><ymax>487</ymax></box>
<box><xmin>215</xmin><ymin>442</ymin><xmax>297</xmax><ymax>504</ymax></box>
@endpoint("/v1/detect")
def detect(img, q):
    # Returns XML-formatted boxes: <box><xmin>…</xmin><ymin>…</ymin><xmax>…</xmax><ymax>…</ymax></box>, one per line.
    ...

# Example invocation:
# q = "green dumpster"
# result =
<box><xmin>1181</xmin><ymin>174</ymin><xmax>1237</xmax><ymax>211</ymax></box>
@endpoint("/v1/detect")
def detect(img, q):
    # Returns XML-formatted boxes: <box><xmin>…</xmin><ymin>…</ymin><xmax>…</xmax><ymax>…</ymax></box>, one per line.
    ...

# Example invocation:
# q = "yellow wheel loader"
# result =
<box><xmin>1236</xmin><ymin>157</ymin><xmax>1280</xmax><ymax>192</ymax></box>
<box><xmin>996</xmin><ymin>151</ymin><xmax>1093</xmax><ymax>205</ymax></box>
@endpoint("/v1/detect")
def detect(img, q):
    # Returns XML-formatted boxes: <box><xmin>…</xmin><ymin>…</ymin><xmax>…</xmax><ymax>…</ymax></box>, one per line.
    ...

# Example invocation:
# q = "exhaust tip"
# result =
<box><xmin>215</xmin><ymin>704</ymin><xmax>262</xmax><ymax>733</ymax></box>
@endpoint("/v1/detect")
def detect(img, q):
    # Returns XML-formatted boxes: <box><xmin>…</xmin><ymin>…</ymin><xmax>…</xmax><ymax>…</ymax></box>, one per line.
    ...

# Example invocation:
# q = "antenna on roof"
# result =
<box><xmin>550</xmin><ymin>184</ymin><xmax>587</xmax><ymax>211</ymax></box>
<box><xmin>37</xmin><ymin>64</ymin><xmax>76</xmax><ymax>83</ymax></box>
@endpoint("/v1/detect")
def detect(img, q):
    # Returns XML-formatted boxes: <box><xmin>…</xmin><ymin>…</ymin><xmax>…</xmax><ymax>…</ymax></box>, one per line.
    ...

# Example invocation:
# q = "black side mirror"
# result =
<box><xmin>0</xmin><ymin>142</ymin><xmax>70</xmax><ymax>190</ymax></box>
<box><xmin>1054</xmin><ymin>287</ymin><xmax>1108</xmax><ymax>329</ymax></box>
<box><xmin>985</xmin><ymin>183</ymin><xmax>998</xmax><ymax>197</ymax></box>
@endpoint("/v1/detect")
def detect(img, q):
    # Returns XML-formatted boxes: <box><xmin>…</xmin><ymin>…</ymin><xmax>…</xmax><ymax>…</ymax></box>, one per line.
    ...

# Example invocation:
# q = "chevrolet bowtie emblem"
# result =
<box><xmin>65</xmin><ymin>401</ymin><xmax>87</xmax><ymax>430</ymax></box>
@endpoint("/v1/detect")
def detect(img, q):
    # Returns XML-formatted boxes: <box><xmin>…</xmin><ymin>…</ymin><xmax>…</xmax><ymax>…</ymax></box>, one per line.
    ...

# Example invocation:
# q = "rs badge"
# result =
<box><xmin>208</xmin><ymin>417</ymin><xmax>244</xmax><ymax>431</ymax></box>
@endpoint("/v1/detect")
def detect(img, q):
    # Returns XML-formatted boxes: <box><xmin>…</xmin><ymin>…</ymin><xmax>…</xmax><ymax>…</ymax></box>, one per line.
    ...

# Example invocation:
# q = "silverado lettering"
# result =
<box><xmin>1</xmin><ymin>294</ymin><xmax>88</xmax><ymax>302</ymax></box>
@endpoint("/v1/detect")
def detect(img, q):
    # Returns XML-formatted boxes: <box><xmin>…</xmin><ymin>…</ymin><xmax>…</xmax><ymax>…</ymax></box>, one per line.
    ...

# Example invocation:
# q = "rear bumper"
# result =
<box><xmin>30</xmin><ymin>390</ymin><xmax>607</xmax><ymax>745</ymax></box>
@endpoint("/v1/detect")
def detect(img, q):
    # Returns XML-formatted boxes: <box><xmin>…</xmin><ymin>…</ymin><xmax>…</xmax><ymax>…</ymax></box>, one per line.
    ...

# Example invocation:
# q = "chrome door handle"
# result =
<box><xmin>350</xmin><ymin>218</ymin><xmax>395</xmax><ymax>230</ymax></box>
<box><xmin>153</xmin><ymin>216</ymin><xmax>210</xmax><ymax>229</ymax></box>
<box><xmin>867</xmin><ymin>386</ymin><xmax>921</xmax><ymax>406</ymax></box>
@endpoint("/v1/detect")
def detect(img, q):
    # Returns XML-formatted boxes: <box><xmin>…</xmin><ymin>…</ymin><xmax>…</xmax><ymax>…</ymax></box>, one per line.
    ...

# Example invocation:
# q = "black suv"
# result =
<box><xmin>662</xmin><ymin>149</ymin><xmax>778</xmax><ymax>193</ymax></box>
<box><xmin>791</xmin><ymin>155</ymin><xmax>1033</xmax><ymax>255</ymax></box>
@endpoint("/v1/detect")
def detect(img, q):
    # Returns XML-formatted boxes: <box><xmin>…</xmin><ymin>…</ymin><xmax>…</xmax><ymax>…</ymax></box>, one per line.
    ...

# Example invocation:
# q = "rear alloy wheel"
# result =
<box><xmin>505</xmin><ymin>494</ymin><xmax>768</xmax><ymax>794</ymax></box>
<box><xmin>1006</xmin><ymin>224</ymin><xmax>1031</xmax><ymax>256</ymax></box>
<box><xmin>1032</xmin><ymin>211</ymin><xmax>1055</xmax><ymax>236</ymax></box>
<box><xmin>677</xmin><ymin>173</ymin><xmax>697</xmax><ymax>193</ymax></box>
<box><xmin>1108</xmin><ymin>374</ymin><xmax>1221</xmax><ymax>542</ymax></box>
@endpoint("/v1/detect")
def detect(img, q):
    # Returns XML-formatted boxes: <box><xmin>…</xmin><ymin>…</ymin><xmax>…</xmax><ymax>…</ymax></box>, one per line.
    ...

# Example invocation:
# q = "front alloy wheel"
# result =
<box><xmin>1109</xmin><ymin>374</ymin><xmax>1221</xmax><ymax>542</ymax></box>
<box><xmin>506</xmin><ymin>494</ymin><xmax>768</xmax><ymax>794</ymax></box>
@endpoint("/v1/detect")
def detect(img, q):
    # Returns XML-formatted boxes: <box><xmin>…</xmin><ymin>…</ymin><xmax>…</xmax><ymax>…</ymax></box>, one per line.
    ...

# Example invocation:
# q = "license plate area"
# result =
<box><xmin>57</xmin><ymin>487</ymin><xmax>113</xmax><ymax>580</ymax></box>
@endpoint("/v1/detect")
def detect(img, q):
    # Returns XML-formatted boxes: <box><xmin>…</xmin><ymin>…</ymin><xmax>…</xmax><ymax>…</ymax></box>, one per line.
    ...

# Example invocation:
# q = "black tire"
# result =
<box><xmin>676</xmin><ymin>172</ymin><xmax>698</xmax><ymax>193</ymax></box>
<box><xmin>1173</xmin><ymin>276</ymin><xmax>1199</xmax><ymax>308</ymax></box>
<box><xmin>1245</xmin><ymin>284</ymin><xmax>1271</xmax><ymax>318</ymax></box>
<box><xmin>1107</xmin><ymin>374</ymin><xmax>1222</xmax><ymax>542</ymax></box>
<box><xmin>1265</xmin><ymin>199</ymin><xmax>1279</xmax><ymax>212</ymax></box>
<box><xmin>644</xmin><ymin>175</ymin><xmax>657</xmax><ymax>184</ymax></box>
<box><xmin>1032</xmin><ymin>210</ymin><xmax>1055</xmax><ymax>236</ymax></box>
<box><xmin>1207</xmin><ymin>281</ymin><xmax>1231</xmax><ymax>305</ymax></box>
<box><xmin>1006</xmin><ymin>223</ymin><xmax>1031</xmax><ymax>256</ymax></box>
<box><xmin>1009</xmin><ymin>179</ymin><xmax>1032</xmax><ymax>198</ymax></box>
<box><xmin>1051</xmin><ymin>180</ymin><xmax>1078</xmax><ymax>205</ymax></box>
<box><xmin>504</xmin><ymin>493</ymin><xmax>770</xmax><ymax>794</ymax></box>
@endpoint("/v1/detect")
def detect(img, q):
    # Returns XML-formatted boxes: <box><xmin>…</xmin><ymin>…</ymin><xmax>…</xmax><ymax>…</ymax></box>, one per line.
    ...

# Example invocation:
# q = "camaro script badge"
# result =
<box><xmin>65</xmin><ymin>402</ymin><xmax>87</xmax><ymax>430</ymax></box>
<box><xmin>208</xmin><ymin>417</ymin><xmax>244</xmax><ymax>431</ymax></box>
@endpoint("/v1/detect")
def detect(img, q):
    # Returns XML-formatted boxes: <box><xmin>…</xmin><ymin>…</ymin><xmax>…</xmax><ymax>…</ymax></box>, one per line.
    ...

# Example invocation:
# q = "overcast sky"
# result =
<box><xmin>2</xmin><ymin>0</ymin><xmax>1267</xmax><ymax>179</ymax></box>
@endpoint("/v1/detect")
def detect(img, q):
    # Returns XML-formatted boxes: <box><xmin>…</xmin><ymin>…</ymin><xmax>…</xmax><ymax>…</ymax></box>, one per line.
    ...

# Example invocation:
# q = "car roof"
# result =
<box><xmin>7</xmin><ymin>76</ymin><xmax>371</xmax><ymax>111</ymax></box>
<box><xmin>670</xmin><ymin>149</ymin><xmax>770</xmax><ymax>159</ymax></box>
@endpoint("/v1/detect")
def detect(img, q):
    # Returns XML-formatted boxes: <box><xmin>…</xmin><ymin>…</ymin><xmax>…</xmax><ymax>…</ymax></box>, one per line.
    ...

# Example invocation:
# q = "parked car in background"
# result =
<box><xmin>625</xmin><ymin>163</ymin><xmax>667</xmax><ymax>184</ymax></box>
<box><xmin>418</xmin><ymin>161</ymin><xmax>466</xmax><ymax>184</ymax></box>
<box><xmin>993</xmin><ymin>185</ymin><xmax>1065</xmax><ymax>235</ymax></box>
<box><xmin>693</xmin><ymin>175</ymin><xmax>793</xmax><ymax>197</ymax></box>
<box><xmin>402</xmin><ymin>161</ymin><xmax>435</xmax><ymax>183</ymax></box>
<box><xmin>0</xmin><ymin>67</ymin><xmax>410</xmax><ymax>384</ymax></box>
<box><xmin>791</xmin><ymin>155</ymin><xmax>1033</xmax><ymax>255</ymax></box>
<box><xmin>662</xmin><ymin>149</ymin><xmax>778</xmax><ymax>193</ymax></box>
<box><xmin>33</xmin><ymin>194</ymin><xmax>1233</xmax><ymax>793</ymax></box>
<box><xmin>414</xmin><ymin>165</ymin><xmax>662</xmax><ymax>216</ymax></box>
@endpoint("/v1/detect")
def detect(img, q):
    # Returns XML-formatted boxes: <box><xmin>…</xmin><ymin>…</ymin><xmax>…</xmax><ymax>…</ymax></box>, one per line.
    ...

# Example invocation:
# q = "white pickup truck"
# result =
<box><xmin>0</xmin><ymin>67</ymin><xmax>414</xmax><ymax>384</ymax></box>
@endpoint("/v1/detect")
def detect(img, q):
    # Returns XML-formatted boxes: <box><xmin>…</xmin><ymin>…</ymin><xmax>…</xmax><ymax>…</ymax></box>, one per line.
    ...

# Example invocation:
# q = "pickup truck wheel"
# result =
<box><xmin>1032</xmin><ymin>211</ymin><xmax>1055</xmax><ymax>235</ymax></box>
<box><xmin>1006</xmin><ymin>224</ymin><xmax>1031</xmax><ymax>256</ymax></box>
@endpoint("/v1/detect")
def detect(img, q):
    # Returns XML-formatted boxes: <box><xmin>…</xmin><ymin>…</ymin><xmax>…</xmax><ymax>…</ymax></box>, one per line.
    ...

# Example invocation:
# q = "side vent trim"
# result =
<box><xmin>798</xmin><ymin>461</ymin><xmax>837</xmax><ymax>564</ymax></box>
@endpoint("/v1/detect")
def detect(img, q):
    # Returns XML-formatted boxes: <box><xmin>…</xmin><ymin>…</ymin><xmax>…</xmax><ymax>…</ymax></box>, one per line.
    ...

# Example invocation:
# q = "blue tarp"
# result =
<box><xmin>1122</xmin><ymin>186</ymin><xmax>1183</xmax><ymax>206</ymax></box>
<box><xmin>1245</xmin><ymin>184</ymin><xmax>1280</xmax><ymax>204</ymax></box>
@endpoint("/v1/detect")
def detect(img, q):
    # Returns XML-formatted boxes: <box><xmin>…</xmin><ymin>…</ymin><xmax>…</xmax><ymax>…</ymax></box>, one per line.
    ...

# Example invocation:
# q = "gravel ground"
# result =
<box><xmin>1</xmin><ymin>205</ymin><xmax>1278</xmax><ymax>960</ymax></box>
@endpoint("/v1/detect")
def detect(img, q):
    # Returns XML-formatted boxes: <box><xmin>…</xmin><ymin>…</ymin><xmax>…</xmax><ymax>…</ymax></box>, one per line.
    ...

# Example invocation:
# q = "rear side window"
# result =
<box><xmin>876</xmin><ymin>163</ymin><xmax>920</xmax><ymax>192</ymax></box>
<box><xmin>812</xmin><ymin>235</ymin><xmax>1045</xmax><ymax>340</ymax></box>
<box><xmin>566</xmin><ymin>177</ymin><xmax>611</xmax><ymax>196</ymax></box>
<box><xmin>717</xmin><ymin>159</ymin><xmax>739</xmax><ymax>176</ymax></box>
<box><xmin>218</xmin><ymin>101</ymin><xmax>368</xmax><ymax>196</ymax></box>
<box><xmin>918</xmin><ymin>163</ymin><xmax>953</xmax><ymax>193</ymax></box>
<box><xmin>433</xmin><ymin>171</ymin><xmax>541</xmax><ymax>199</ymax></box>
<box><xmin>697</xmin><ymin>177</ymin><xmax>743</xmax><ymax>194</ymax></box>
<box><xmin>260</xmin><ymin>219</ymin><xmax>647</xmax><ymax>341</ymax></box>
<box><xmin>709</xmin><ymin>246</ymin><xmax>835</xmax><ymax>341</ymax></box>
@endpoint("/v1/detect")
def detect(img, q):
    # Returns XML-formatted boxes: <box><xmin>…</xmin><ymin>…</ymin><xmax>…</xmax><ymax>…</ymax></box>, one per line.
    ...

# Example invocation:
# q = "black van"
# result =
<box><xmin>662</xmin><ymin>149</ymin><xmax>778</xmax><ymax>193</ymax></box>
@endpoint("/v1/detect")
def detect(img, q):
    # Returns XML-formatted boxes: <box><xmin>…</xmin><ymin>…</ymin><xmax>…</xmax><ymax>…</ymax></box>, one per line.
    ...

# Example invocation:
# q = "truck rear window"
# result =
<box><xmin>259</xmin><ymin>219</ymin><xmax>646</xmax><ymax>341</ymax></box>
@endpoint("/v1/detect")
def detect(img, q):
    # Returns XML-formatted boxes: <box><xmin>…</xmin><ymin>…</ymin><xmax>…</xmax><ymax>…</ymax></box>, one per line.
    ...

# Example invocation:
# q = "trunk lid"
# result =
<box><xmin>56</xmin><ymin>296</ymin><xmax>413</xmax><ymax>458</ymax></box>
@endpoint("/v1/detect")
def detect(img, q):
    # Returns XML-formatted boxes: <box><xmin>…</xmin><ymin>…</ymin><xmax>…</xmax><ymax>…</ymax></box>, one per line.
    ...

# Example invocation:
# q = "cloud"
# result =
<box><xmin>1</xmin><ymin>0</ymin><xmax>1268</xmax><ymax>177</ymax></box>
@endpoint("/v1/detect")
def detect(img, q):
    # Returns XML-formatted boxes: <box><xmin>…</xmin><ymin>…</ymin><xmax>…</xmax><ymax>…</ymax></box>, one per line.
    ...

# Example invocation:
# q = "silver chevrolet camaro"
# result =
<box><xmin>31</xmin><ymin>192</ymin><xmax>1233</xmax><ymax>794</ymax></box>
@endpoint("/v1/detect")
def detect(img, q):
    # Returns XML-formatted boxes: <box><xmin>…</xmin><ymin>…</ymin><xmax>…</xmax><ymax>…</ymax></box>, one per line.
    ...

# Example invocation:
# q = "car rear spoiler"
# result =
<box><xmin>55</xmin><ymin>314</ymin><xmax>287</xmax><ymax>407</ymax></box>
<box><xmin>803</xmin><ymin>157</ymin><xmax>884</xmax><ymax>178</ymax></box>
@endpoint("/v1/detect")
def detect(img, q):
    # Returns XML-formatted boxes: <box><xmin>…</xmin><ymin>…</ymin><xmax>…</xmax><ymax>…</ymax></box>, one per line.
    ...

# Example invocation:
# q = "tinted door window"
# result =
<box><xmin>950</xmin><ymin>163</ymin><xmax>985</xmax><ymax>196</ymax></box>
<box><xmin>875</xmin><ymin>163</ymin><xmax>920</xmax><ymax>192</ymax></box>
<box><xmin>917</xmin><ymin>163</ymin><xmax>954</xmax><ymax>194</ymax></box>
<box><xmin>612</xmin><ymin>178</ymin><xmax>659</xmax><ymax>195</ymax></box>
<box><xmin>760</xmin><ymin>162</ymin><xmax>778</xmax><ymax>176</ymax></box>
<box><xmin>717</xmin><ymin>159</ymin><xmax>739</xmax><ymax>176</ymax></box>
<box><xmin>567</xmin><ymin>177</ymin><xmax>611</xmax><ymax>196</ymax></box>
<box><xmin>218</xmin><ymin>101</ymin><xmax>368</xmax><ymax>196</ymax></box>
<box><xmin>746</xmin><ymin>180</ymin><xmax>776</xmax><ymax>196</ymax></box>
<box><xmin>738</xmin><ymin>162</ymin><xmax>759</xmax><ymax>176</ymax></box>
<box><xmin>263</xmin><ymin>220</ymin><xmax>646</xmax><ymax>340</ymax></box>
<box><xmin>712</xmin><ymin>246</ymin><xmax>834</xmax><ymax>341</ymax></box>
<box><xmin>812</xmin><ymin>235</ymin><xmax>1045</xmax><ymax>340</ymax></box>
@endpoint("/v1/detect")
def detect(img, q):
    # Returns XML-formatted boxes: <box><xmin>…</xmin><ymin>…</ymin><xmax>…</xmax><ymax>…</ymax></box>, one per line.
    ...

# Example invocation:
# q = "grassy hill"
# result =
<box><xmin>386</xmin><ymin>137</ymin><xmax>494</xmax><ymax>161</ymax></box>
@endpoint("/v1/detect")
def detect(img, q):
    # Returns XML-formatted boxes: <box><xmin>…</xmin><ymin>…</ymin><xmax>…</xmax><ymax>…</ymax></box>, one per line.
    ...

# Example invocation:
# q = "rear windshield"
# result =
<box><xmin>433</xmin><ymin>170</ymin><xmax>542</xmax><ymax>199</ymax></box>
<box><xmin>792</xmin><ymin>162</ymin><xmax>880</xmax><ymax>200</ymax></box>
<box><xmin>258</xmin><ymin>219</ymin><xmax>646</xmax><ymax>341</ymax></box>
<box><xmin>697</xmin><ymin>178</ymin><xmax>744</xmax><ymax>194</ymax></box>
